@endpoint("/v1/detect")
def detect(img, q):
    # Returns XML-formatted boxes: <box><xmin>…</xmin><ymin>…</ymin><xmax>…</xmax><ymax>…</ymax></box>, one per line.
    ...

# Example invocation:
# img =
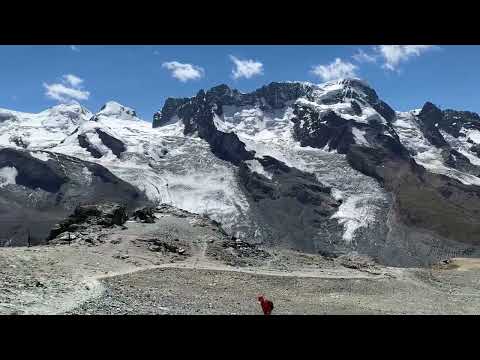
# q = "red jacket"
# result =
<box><xmin>258</xmin><ymin>296</ymin><xmax>274</xmax><ymax>315</ymax></box>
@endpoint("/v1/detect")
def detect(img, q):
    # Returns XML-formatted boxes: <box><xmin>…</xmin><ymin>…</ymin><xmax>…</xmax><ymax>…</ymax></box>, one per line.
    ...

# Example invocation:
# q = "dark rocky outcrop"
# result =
<box><xmin>350</xmin><ymin>100</ymin><xmax>362</xmax><ymax>116</ymax></box>
<box><xmin>77</xmin><ymin>130</ymin><xmax>126</xmax><ymax>159</ymax></box>
<box><xmin>0</xmin><ymin>112</ymin><xmax>16</xmax><ymax>123</ymax></box>
<box><xmin>78</xmin><ymin>134</ymin><xmax>102</xmax><ymax>158</ymax></box>
<box><xmin>470</xmin><ymin>143</ymin><xmax>480</xmax><ymax>157</ymax></box>
<box><xmin>339</xmin><ymin>79</ymin><xmax>396</xmax><ymax>122</ymax></box>
<box><xmin>48</xmin><ymin>203</ymin><xmax>128</xmax><ymax>241</ymax></box>
<box><xmin>441</xmin><ymin>109</ymin><xmax>480</xmax><ymax>138</ymax></box>
<box><xmin>170</xmin><ymin>88</ymin><xmax>255</xmax><ymax>165</ymax></box>
<box><xmin>417</xmin><ymin>102</ymin><xmax>450</xmax><ymax>148</ymax></box>
<box><xmin>152</xmin><ymin>97</ymin><xmax>190</xmax><ymax>128</ymax></box>
<box><xmin>133</xmin><ymin>207</ymin><xmax>156</xmax><ymax>223</ymax></box>
<box><xmin>252</xmin><ymin>82</ymin><xmax>312</xmax><ymax>110</ymax></box>
<box><xmin>292</xmin><ymin>108</ymin><xmax>354</xmax><ymax>153</ymax></box>
<box><xmin>152</xmin><ymin>83</ymin><xmax>321</xmax><ymax>166</ymax></box>
<box><xmin>96</xmin><ymin>129</ymin><xmax>126</xmax><ymax>158</ymax></box>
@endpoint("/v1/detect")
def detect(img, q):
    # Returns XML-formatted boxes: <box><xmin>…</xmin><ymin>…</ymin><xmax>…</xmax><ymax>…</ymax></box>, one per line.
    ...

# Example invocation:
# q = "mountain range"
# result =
<box><xmin>1</xmin><ymin>78</ymin><xmax>480</xmax><ymax>266</ymax></box>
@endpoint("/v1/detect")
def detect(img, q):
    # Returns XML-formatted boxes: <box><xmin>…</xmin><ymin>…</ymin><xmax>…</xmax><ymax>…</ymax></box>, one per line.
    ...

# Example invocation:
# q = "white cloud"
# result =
<box><xmin>162</xmin><ymin>61</ymin><xmax>204</xmax><ymax>82</ymax></box>
<box><xmin>352</xmin><ymin>49</ymin><xmax>377</xmax><ymax>63</ymax></box>
<box><xmin>70</xmin><ymin>45</ymin><xmax>80</xmax><ymax>52</ymax></box>
<box><xmin>43</xmin><ymin>74</ymin><xmax>89</xmax><ymax>103</ymax></box>
<box><xmin>229</xmin><ymin>55</ymin><xmax>263</xmax><ymax>79</ymax></box>
<box><xmin>376</xmin><ymin>45</ymin><xmax>436</xmax><ymax>71</ymax></box>
<box><xmin>63</xmin><ymin>74</ymin><xmax>83</xmax><ymax>87</ymax></box>
<box><xmin>311</xmin><ymin>58</ymin><xmax>358</xmax><ymax>81</ymax></box>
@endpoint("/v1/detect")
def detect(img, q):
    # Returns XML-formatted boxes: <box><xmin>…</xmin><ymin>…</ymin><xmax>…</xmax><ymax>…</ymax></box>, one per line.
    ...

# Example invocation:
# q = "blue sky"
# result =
<box><xmin>1</xmin><ymin>45</ymin><xmax>479</xmax><ymax>120</ymax></box>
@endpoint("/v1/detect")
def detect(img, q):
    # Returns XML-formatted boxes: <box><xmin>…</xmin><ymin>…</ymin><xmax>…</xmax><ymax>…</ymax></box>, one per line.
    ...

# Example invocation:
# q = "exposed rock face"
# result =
<box><xmin>238</xmin><ymin>156</ymin><xmax>344</xmax><ymax>252</ymax></box>
<box><xmin>78</xmin><ymin>133</ymin><xmax>103</xmax><ymax>158</ymax></box>
<box><xmin>470</xmin><ymin>144</ymin><xmax>480</xmax><ymax>157</ymax></box>
<box><xmin>292</xmin><ymin>108</ymin><xmax>355</xmax><ymax>153</ymax></box>
<box><xmin>418</xmin><ymin>102</ymin><xmax>450</xmax><ymax>148</ymax></box>
<box><xmin>252</xmin><ymin>82</ymin><xmax>312</xmax><ymax>110</ymax></box>
<box><xmin>0</xmin><ymin>148</ymin><xmax>149</xmax><ymax>246</ymax></box>
<box><xmin>441</xmin><ymin>109</ymin><xmax>480</xmax><ymax>137</ymax></box>
<box><xmin>161</xmin><ymin>88</ymin><xmax>255</xmax><ymax>165</ymax></box>
<box><xmin>344</xmin><ymin>79</ymin><xmax>396</xmax><ymax>123</ymax></box>
<box><xmin>0</xmin><ymin>111</ymin><xmax>16</xmax><ymax>123</ymax></box>
<box><xmin>133</xmin><ymin>207</ymin><xmax>156</xmax><ymax>223</ymax></box>
<box><xmin>417</xmin><ymin>102</ymin><xmax>479</xmax><ymax>175</ymax></box>
<box><xmin>153</xmin><ymin>98</ymin><xmax>190</xmax><ymax>127</ymax></box>
<box><xmin>76</xmin><ymin>128</ymin><xmax>127</xmax><ymax>159</ymax></box>
<box><xmin>152</xmin><ymin>83</ymin><xmax>319</xmax><ymax>165</ymax></box>
<box><xmin>96</xmin><ymin>129</ymin><xmax>126</xmax><ymax>157</ymax></box>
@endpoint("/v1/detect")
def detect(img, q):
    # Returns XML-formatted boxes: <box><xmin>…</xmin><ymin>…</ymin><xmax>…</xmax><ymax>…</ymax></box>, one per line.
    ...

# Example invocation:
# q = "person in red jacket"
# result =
<box><xmin>257</xmin><ymin>295</ymin><xmax>274</xmax><ymax>315</ymax></box>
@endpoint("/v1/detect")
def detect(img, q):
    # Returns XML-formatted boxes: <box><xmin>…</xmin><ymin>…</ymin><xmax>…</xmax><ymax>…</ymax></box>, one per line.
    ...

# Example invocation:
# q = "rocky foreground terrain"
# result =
<box><xmin>1</xmin><ymin>203</ymin><xmax>479</xmax><ymax>315</ymax></box>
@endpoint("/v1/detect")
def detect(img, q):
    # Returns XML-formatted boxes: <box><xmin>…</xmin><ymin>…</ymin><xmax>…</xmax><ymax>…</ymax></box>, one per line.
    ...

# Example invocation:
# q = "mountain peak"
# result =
<box><xmin>46</xmin><ymin>103</ymin><xmax>91</xmax><ymax>115</ymax></box>
<box><xmin>419</xmin><ymin>101</ymin><xmax>442</xmax><ymax>119</ymax></box>
<box><xmin>97</xmin><ymin>101</ymin><xmax>139</xmax><ymax>121</ymax></box>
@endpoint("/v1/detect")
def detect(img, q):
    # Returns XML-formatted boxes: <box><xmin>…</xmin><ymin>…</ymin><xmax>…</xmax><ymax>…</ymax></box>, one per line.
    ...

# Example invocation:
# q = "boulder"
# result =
<box><xmin>133</xmin><ymin>207</ymin><xmax>156</xmax><ymax>223</ymax></box>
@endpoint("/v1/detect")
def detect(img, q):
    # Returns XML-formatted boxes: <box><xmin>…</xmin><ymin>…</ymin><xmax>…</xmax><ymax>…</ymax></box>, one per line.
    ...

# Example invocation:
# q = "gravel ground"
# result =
<box><xmin>67</xmin><ymin>264</ymin><xmax>480</xmax><ymax>315</ymax></box>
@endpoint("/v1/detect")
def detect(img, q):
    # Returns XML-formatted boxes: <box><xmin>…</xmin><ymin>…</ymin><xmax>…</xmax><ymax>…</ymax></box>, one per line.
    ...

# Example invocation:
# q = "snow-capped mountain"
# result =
<box><xmin>94</xmin><ymin>101</ymin><xmax>140</xmax><ymax>122</ymax></box>
<box><xmin>2</xmin><ymin>79</ymin><xmax>480</xmax><ymax>266</ymax></box>
<box><xmin>0</xmin><ymin>103</ymin><xmax>92</xmax><ymax>150</ymax></box>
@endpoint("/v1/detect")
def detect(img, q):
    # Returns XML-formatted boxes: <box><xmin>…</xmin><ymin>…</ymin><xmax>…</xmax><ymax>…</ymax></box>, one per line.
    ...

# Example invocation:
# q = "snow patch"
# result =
<box><xmin>352</xmin><ymin>127</ymin><xmax>369</xmax><ymax>146</ymax></box>
<box><xmin>30</xmin><ymin>151</ymin><xmax>51</xmax><ymax>162</ymax></box>
<box><xmin>331</xmin><ymin>188</ymin><xmax>344</xmax><ymax>201</ymax></box>
<box><xmin>331</xmin><ymin>194</ymin><xmax>377</xmax><ymax>244</ymax></box>
<box><xmin>245</xmin><ymin>159</ymin><xmax>273</xmax><ymax>179</ymax></box>
<box><xmin>465</xmin><ymin>129</ymin><xmax>480</xmax><ymax>144</ymax></box>
<box><xmin>0</xmin><ymin>167</ymin><xmax>18</xmax><ymax>188</ymax></box>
